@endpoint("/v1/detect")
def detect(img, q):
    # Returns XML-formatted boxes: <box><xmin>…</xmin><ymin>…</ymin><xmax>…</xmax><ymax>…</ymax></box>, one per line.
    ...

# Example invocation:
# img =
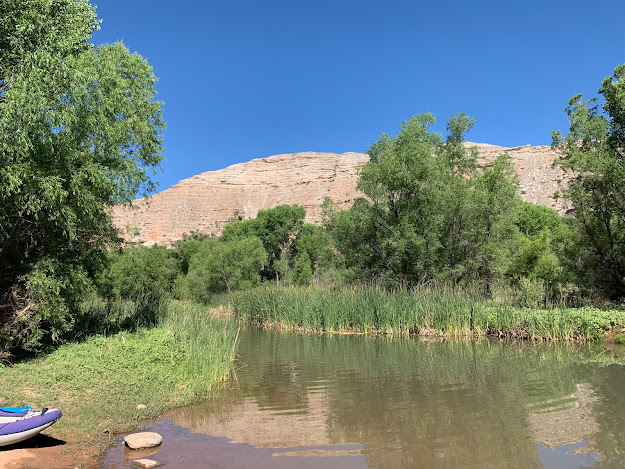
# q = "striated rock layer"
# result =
<box><xmin>112</xmin><ymin>144</ymin><xmax>570</xmax><ymax>246</ymax></box>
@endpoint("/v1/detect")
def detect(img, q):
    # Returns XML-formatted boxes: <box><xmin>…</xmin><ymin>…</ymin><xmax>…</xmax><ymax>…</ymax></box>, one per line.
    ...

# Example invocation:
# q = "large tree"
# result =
<box><xmin>96</xmin><ymin>246</ymin><xmax>177</xmax><ymax>300</ymax></box>
<box><xmin>552</xmin><ymin>64</ymin><xmax>625</xmax><ymax>297</ymax></box>
<box><xmin>0</xmin><ymin>0</ymin><xmax>164</xmax><ymax>354</ymax></box>
<box><xmin>221</xmin><ymin>204</ymin><xmax>306</xmax><ymax>281</ymax></box>
<box><xmin>328</xmin><ymin>113</ymin><xmax>519</xmax><ymax>287</ymax></box>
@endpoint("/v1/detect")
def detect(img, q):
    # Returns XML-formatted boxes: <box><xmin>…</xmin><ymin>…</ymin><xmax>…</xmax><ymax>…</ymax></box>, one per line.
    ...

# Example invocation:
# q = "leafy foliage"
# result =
<box><xmin>292</xmin><ymin>223</ymin><xmax>336</xmax><ymax>285</ymax></box>
<box><xmin>552</xmin><ymin>64</ymin><xmax>625</xmax><ymax>298</ymax></box>
<box><xmin>175</xmin><ymin>237</ymin><xmax>267</xmax><ymax>302</ymax></box>
<box><xmin>96</xmin><ymin>245</ymin><xmax>178</xmax><ymax>300</ymax></box>
<box><xmin>221</xmin><ymin>205</ymin><xmax>305</xmax><ymax>281</ymax></box>
<box><xmin>172</xmin><ymin>232</ymin><xmax>213</xmax><ymax>276</ymax></box>
<box><xmin>327</xmin><ymin>113</ymin><xmax>519</xmax><ymax>288</ymax></box>
<box><xmin>503</xmin><ymin>201</ymin><xmax>579</xmax><ymax>306</ymax></box>
<box><xmin>0</xmin><ymin>0</ymin><xmax>164</xmax><ymax>355</ymax></box>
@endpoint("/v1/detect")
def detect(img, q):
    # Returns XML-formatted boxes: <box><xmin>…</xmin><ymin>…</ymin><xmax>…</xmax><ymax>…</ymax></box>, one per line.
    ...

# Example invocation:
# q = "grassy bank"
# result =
<box><xmin>221</xmin><ymin>285</ymin><xmax>625</xmax><ymax>341</ymax></box>
<box><xmin>0</xmin><ymin>301</ymin><xmax>237</xmax><ymax>456</ymax></box>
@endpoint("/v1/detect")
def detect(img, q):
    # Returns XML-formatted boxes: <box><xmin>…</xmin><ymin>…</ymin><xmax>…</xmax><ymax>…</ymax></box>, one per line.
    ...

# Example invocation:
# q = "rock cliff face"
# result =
<box><xmin>112</xmin><ymin>144</ymin><xmax>570</xmax><ymax>246</ymax></box>
<box><xmin>470</xmin><ymin>143</ymin><xmax>570</xmax><ymax>214</ymax></box>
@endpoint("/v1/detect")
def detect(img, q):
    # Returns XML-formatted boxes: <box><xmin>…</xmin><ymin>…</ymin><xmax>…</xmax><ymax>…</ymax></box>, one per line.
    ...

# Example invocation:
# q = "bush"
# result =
<box><xmin>175</xmin><ymin>236</ymin><xmax>267</xmax><ymax>302</ymax></box>
<box><xmin>70</xmin><ymin>291</ymin><xmax>169</xmax><ymax>340</ymax></box>
<box><xmin>95</xmin><ymin>245</ymin><xmax>178</xmax><ymax>300</ymax></box>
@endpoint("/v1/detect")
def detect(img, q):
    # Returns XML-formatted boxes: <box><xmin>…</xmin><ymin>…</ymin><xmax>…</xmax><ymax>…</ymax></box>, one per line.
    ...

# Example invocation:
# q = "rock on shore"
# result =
<box><xmin>124</xmin><ymin>432</ymin><xmax>163</xmax><ymax>450</ymax></box>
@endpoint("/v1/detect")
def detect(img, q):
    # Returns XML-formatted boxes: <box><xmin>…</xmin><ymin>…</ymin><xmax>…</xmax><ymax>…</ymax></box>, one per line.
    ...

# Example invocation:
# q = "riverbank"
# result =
<box><xmin>0</xmin><ymin>302</ymin><xmax>237</xmax><ymax>469</ymax></box>
<box><xmin>4</xmin><ymin>286</ymin><xmax>624</xmax><ymax>468</ymax></box>
<box><xmin>223</xmin><ymin>285</ymin><xmax>625</xmax><ymax>341</ymax></box>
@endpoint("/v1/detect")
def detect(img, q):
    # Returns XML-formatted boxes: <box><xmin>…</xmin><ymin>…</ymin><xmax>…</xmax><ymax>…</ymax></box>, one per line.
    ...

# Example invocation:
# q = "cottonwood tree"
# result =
<box><xmin>0</xmin><ymin>0</ymin><xmax>164</xmax><ymax>355</ymax></box>
<box><xmin>96</xmin><ymin>246</ymin><xmax>177</xmax><ymax>300</ymax></box>
<box><xmin>552</xmin><ymin>64</ymin><xmax>625</xmax><ymax>298</ymax></box>
<box><xmin>328</xmin><ymin>113</ymin><xmax>519</xmax><ymax>288</ymax></box>
<box><xmin>221</xmin><ymin>204</ymin><xmax>306</xmax><ymax>282</ymax></box>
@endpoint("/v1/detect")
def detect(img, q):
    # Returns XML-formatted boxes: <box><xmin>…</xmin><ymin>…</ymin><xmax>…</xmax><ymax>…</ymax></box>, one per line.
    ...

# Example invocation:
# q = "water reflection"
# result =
<box><xmin>529</xmin><ymin>383</ymin><xmax>599</xmax><ymax>450</ymax></box>
<box><xmin>103</xmin><ymin>329</ymin><xmax>625</xmax><ymax>468</ymax></box>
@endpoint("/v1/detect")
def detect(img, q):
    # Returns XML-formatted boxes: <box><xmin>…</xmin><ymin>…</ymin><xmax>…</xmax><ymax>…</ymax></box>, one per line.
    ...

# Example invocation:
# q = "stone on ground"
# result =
<box><xmin>133</xmin><ymin>459</ymin><xmax>160</xmax><ymax>469</ymax></box>
<box><xmin>124</xmin><ymin>432</ymin><xmax>163</xmax><ymax>450</ymax></box>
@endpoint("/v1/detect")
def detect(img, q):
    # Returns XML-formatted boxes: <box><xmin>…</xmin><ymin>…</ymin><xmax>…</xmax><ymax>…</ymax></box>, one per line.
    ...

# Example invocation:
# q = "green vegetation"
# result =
<box><xmin>328</xmin><ymin>113</ymin><xmax>519</xmax><ymax>288</ymax></box>
<box><xmin>0</xmin><ymin>0</ymin><xmax>164</xmax><ymax>357</ymax></box>
<box><xmin>0</xmin><ymin>301</ymin><xmax>237</xmax><ymax>450</ymax></box>
<box><xmin>221</xmin><ymin>285</ymin><xmax>625</xmax><ymax>341</ymax></box>
<box><xmin>71</xmin><ymin>294</ymin><xmax>168</xmax><ymax>339</ymax></box>
<box><xmin>5</xmin><ymin>1</ymin><xmax>625</xmax><ymax>465</ymax></box>
<box><xmin>82</xmin><ymin>65</ymin><xmax>625</xmax><ymax>343</ymax></box>
<box><xmin>221</xmin><ymin>204</ymin><xmax>306</xmax><ymax>282</ymax></box>
<box><xmin>1</xmin><ymin>0</ymin><xmax>624</xmax><ymax>361</ymax></box>
<box><xmin>553</xmin><ymin>64</ymin><xmax>625</xmax><ymax>298</ymax></box>
<box><xmin>174</xmin><ymin>236</ymin><xmax>267</xmax><ymax>301</ymax></box>
<box><xmin>96</xmin><ymin>245</ymin><xmax>177</xmax><ymax>300</ymax></box>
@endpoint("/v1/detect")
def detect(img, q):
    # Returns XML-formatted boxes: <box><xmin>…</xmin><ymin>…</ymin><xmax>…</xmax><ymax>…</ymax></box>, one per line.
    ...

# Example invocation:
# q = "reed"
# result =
<box><xmin>221</xmin><ymin>285</ymin><xmax>625</xmax><ymax>341</ymax></box>
<box><xmin>161</xmin><ymin>301</ymin><xmax>239</xmax><ymax>396</ymax></box>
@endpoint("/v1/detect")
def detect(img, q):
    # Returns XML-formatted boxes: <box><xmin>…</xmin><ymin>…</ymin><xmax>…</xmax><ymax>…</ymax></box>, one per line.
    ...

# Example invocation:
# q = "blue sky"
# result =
<box><xmin>94</xmin><ymin>0</ymin><xmax>625</xmax><ymax>191</ymax></box>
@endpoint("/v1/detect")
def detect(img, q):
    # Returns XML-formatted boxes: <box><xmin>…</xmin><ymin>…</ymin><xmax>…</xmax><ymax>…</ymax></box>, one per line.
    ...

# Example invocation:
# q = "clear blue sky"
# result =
<box><xmin>93</xmin><ymin>0</ymin><xmax>625</xmax><ymax>191</ymax></box>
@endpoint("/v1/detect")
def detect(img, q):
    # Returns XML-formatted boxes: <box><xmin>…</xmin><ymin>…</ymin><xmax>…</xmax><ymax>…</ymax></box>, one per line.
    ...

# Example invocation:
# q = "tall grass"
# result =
<box><xmin>72</xmin><ymin>297</ymin><xmax>239</xmax><ymax>393</ymax></box>
<box><xmin>162</xmin><ymin>301</ymin><xmax>239</xmax><ymax>396</ymax></box>
<box><xmin>0</xmin><ymin>300</ymin><xmax>238</xmax><ymax>454</ymax></box>
<box><xmin>221</xmin><ymin>285</ymin><xmax>625</xmax><ymax>341</ymax></box>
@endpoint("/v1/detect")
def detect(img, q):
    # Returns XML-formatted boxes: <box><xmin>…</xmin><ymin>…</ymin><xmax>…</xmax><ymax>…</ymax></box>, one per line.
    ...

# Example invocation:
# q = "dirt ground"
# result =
<box><xmin>0</xmin><ymin>435</ymin><xmax>98</xmax><ymax>469</ymax></box>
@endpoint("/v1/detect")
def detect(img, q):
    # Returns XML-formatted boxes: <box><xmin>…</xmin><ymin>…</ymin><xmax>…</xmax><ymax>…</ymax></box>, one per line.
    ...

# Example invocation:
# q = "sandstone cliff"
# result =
<box><xmin>111</xmin><ymin>144</ymin><xmax>570</xmax><ymax>246</ymax></box>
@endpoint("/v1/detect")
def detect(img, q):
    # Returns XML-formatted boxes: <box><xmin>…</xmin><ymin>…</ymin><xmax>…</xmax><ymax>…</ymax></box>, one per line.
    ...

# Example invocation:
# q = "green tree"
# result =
<box><xmin>515</xmin><ymin>201</ymin><xmax>571</xmax><ymax>244</ymax></box>
<box><xmin>328</xmin><ymin>113</ymin><xmax>519</xmax><ymax>287</ymax></box>
<box><xmin>172</xmin><ymin>232</ymin><xmax>213</xmax><ymax>276</ymax></box>
<box><xmin>221</xmin><ymin>204</ymin><xmax>306</xmax><ymax>281</ymax></box>
<box><xmin>293</xmin><ymin>252</ymin><xmax>314</xmax><ymax>286</ymax></box>
<box><xmin>179</xmin><ymin>237</ymin><xmax>267</xmax><ymax>302</ymax></box>
<box><xmin>463</xmin><ymin>154</ymin><xmax>520</xmax><ymax>286</ymax></box>
<box><xmin>508</xmin><ymin>231</ymin><xmax>560</xmax><ymax>283</ymax></box>
<box><xmin>0</xmin><ymin>0</ymin><xmax>164</xmax><ymax>355</ymax></box>
<box><xmin>292</xmin><ymin>223</ymin><xmax>335</xmax><ymax>285</ymax></box>
<box><xmin>96</xmin><ymin>246</ymin><xmax>177</xmax><ymax>300</ymax></box>
<box><xmin>552</xmin><ymin>64</ymin><xmax>625</xmax><ymax>297</ymax></box>
<box><xmin>511</xmin><ymin>202</ymin><xmax>573</xmax><ymax>280</ymax></box>
<box><xmin>326</xmin><ymin>198</ymin><xmax>380</xmax><ymax>282</ymax></box>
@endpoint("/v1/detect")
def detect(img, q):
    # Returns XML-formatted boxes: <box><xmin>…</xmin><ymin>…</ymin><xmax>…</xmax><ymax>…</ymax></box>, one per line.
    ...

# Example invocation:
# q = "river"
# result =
<box><xmin>102</xmin><ymin>328</ymin><xmax>625</xmax><ymax>468</ymax></box>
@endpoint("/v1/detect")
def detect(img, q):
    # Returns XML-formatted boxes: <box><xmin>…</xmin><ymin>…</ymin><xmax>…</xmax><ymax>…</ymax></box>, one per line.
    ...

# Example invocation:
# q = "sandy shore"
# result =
<box><xmin>0</xmin><ymin>435</ymin><xmax>97</xmax><ymax>469</ymax></box>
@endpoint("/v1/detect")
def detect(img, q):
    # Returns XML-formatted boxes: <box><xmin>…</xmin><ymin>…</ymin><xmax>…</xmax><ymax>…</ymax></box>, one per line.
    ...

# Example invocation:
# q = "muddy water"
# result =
<box><xmin>102</xmin><ymin>329</ymin><xmax>625</xmax><ymax>468</ymax></box>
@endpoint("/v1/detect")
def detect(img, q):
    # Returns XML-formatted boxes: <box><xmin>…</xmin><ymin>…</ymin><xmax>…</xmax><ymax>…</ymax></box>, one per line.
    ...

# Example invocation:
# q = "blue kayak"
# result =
<box><xmin>0</xmin><ymin>406</ymin><xmax>32</xmax><ymax>414</ymax></box>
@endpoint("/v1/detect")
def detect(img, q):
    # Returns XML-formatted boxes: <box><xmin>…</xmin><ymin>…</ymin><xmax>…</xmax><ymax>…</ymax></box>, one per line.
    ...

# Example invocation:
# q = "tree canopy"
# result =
<box><xmin>327</xmin><ymin>113</ymin><xmax>519</xmax><ymax>288</ymax></box>
<box><xmin>96</xmin><ymin>246</ymin><xmax>177</xmax><ymax>300</ymax></box>
<box><xmin>0</xmin><ymin>0</ymin><xmax>164</xmax><ymax>354</ymax></box>
<box><xmin>175</xmin><ymin>237</ymin><xmax>267</xmax><ymax>303</ymax></box>
<box><xmin>552</xmin><ymin>64</ymin><xmax>625</xmax><ymax>297</ymax></box>
<box><xmin>221</xmin><ymin>204</ymin><xmax>306</xmax><ymax>281</ymax></box>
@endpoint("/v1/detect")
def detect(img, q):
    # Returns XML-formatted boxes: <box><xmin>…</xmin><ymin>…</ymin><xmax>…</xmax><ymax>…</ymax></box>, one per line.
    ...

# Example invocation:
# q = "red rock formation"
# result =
<box><xmin>470</xmin><ymin>143</ymin><xmax>570</xmax><ymax>214</ymax></box>
<box><xmin>112</xmin><ymin>144</ymin><xmax>570</xmax><ymax>246</ymax></box>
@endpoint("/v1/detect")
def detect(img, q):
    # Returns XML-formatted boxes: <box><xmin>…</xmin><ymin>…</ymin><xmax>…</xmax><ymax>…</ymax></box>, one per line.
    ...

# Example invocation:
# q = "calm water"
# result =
<box><xmin>103</xmin><ymin>328</ymin><xmax>625</xmax><ymax>468</ymax></box>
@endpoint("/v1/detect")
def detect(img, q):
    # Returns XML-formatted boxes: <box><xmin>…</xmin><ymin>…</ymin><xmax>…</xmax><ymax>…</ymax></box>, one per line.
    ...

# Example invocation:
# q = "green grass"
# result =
<box><xmin>162</xmin><ymin>301</ymin><xmax>239</xmax><ymax>392</ymax></box>
<box><xmin>0</xmin><ymin>301</ymin><xmax>237</xmax><ymax>455</ymax></box>
<box><xmin>220</xmin><ymin>285</ymin><xmax>625</xmax><ymax>341</ymax></box>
